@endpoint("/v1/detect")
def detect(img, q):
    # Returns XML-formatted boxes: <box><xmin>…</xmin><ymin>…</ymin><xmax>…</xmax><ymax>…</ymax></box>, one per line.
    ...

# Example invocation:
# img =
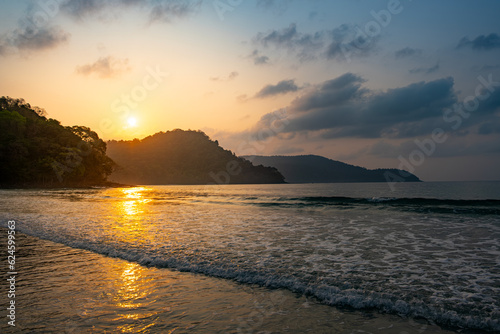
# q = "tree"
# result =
<box><xmin>0</xmin><ymin>96</ymin><xmax>115</xmax><ymax>187</ymax></box>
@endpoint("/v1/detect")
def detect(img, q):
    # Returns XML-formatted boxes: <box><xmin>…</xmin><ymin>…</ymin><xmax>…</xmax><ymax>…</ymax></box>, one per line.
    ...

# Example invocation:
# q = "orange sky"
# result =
<box><xmin>2</xmin><ymin>1</ymin><xmax>500</xmax><ymax>181</ymax></box>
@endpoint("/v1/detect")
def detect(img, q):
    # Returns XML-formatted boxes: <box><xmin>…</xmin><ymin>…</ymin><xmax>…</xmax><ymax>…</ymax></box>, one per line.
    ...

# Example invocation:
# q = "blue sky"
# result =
<box><xmin>1</xmin><ymin>0</ymin><xmax>500</xmax><ymax>181</ymax></box>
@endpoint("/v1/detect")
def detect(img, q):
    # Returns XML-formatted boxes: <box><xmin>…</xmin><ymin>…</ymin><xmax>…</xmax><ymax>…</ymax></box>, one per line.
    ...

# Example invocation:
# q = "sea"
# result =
<box><xmin>1</xmin><ymin>181</ymin><xmax>499</xmax><ymax>333</ymax></box>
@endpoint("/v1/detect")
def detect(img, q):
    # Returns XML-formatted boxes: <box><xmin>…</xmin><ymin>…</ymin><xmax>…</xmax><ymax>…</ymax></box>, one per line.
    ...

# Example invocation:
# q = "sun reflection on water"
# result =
<box><xmin>109</xmin><ymin>187</ymin><xmax>153</xmax><ymax>238</ymax></box>
<box><xmin>116</xmin><ymin>263</ymin><xmax>147</xmax><ymax>309</ymax></box>
<box><xmin>109</xmin><ymin>188</ymin><xmax>159</xmax><ymax>331</ymax></box>
<box><xmin>111</xmin><ymin>262</ymin><xmax>159</xmax><ymax>332</ymax></box>
<box><xmin>90</xmin><ymin>187</ymin><xmax>173</xmax><ymax>331</ymax></box>
<box><xmin>119</xmin><ymin>187</ymin><xmax>152</xmax><ymax>217</ymax></box>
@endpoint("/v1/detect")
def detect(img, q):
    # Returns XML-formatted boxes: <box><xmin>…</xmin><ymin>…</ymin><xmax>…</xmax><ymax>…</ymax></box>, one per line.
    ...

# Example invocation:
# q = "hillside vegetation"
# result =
<box><xmin>107</xmin><ymin>130</ymin><xmax>285</xmax><ymax>185</ymax></box>
<box><xmin>1</xmin><ymin>96</ymin><xmax>417</xmax><ymax>188</ymax></box>
<box><xmin>0</xmin><ymin>97</ymin><xmax>113</xmax><ymax>188</ymax></box>
<box><xmin>245</xmin><ymin>155</ymin><xmax>421</xmax><ymax>183</ymax></box>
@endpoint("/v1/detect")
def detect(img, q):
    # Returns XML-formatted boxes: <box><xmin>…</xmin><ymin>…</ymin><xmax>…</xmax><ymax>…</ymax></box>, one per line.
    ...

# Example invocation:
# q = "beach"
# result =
<box><xmin>1</xmin><ymin>232</ymin><xmax>459</xmax><ymax>333</ymax></box>
<box><xmin>1</xmin><ymin>182</ymin><xmax>499</xmax><ymax>332</ymax></box>
<box><xmin>3</xmin><ymin>1</ymin><xmax>500</xmax><ymax>332</ymax></box>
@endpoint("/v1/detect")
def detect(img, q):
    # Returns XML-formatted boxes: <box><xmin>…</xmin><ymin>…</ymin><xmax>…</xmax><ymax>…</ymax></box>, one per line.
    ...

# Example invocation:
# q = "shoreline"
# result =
<box><xmin>0</xmin><ymin>181</ymin><xmax>136</xmax><ymax>190</ymax></box>
<box><xmin>1</xmin><ymin>230</ymin><xmax>459</xmax><ymax>333</ymax></box>
<box><xmin>0</xmin><ymin>180</ymin><xmax>424</xmax><ymax>190</ymax></box>
<box><xmin>2</xmin><ymin>183</ymin><xmax>498</xmax><ymax>332</ymax></box>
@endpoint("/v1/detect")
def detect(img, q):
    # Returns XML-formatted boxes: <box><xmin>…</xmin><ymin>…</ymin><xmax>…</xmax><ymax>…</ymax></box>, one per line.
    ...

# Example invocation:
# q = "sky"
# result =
<box><xmin>1</xmin><ymin>0</ymin><xmax>500</xmax><ymax>181</ymax></box>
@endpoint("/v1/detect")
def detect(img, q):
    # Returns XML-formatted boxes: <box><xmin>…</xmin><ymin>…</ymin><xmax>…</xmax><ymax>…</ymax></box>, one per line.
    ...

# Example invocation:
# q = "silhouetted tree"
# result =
<box><xmin>0</xmin><ymin>96</ymin><xmax>114</xmax><ymax>187</ymax></box>
<box><xmin>107</xmin><ymin>130</ymin><xmax>285</xmax><ymax>185</ymax></box>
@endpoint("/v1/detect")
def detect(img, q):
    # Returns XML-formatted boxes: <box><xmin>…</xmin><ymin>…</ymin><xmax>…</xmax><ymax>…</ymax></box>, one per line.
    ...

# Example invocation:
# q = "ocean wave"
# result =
<box><xmin>242</xmin><ymin>196</ymin><xmax>500</xmax><ymax>215</ymax></box>
<box><xmin>2</xmin><ymin>185</ymin><xmax>499</xmax><ymax>332</ymax></box>
<box><xmin>3</xmin><ymin>225</ymin><xmax>499</xmax><ymax>332</ymax></box>
<box><xmin>12</xmin><ymin>188</ymin><xmax>500</xmax><ymax>215</ymax></box>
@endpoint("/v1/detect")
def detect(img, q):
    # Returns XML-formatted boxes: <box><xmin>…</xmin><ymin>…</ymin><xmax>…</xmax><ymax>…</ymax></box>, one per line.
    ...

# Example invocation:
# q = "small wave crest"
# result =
<box><xmin>4</xmin><ymin>225</ymin><xmax>499</xmax><ymax>332</ymax></box>
<box><xmin>247</xmin><ymin>196</ymin><xmax>500</xmax><ymax>215</ymax></box>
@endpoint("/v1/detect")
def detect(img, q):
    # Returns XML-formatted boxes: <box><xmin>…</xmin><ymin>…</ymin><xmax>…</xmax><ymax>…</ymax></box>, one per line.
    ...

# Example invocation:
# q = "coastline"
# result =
<box><xmin>1</xmin><ymin>231</ymin><xmax>458</xmax><ymax>333</ymax></box>
<box><xmin>2</xmin><ymin>183</ymin><xmax>498</xmax><ymax>332</ymax></box>
<box><xmin>0</xmin><ymin>181</ymin><xmax>136</xmax><ymax>190</ymax></box>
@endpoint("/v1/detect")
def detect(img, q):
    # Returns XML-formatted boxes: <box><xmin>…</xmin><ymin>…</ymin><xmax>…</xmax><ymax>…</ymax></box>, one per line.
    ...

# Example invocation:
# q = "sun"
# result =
<box><xmin>127</xmin><ymin>117</ymin><xmax>138</xmax><ymax>128</ymax></box>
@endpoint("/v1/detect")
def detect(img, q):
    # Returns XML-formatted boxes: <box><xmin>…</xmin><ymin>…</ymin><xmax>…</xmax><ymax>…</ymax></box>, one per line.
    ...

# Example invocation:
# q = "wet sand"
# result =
<box><xmin>1</xmin><ymin>232</ymin><xmax>462</xmax><ymax>333</ymax></box>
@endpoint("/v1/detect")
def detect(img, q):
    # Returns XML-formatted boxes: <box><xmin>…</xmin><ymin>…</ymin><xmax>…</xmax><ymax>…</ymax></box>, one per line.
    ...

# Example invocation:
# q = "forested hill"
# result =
<box><xmin>244</xmin><ymin>155</ymin><xmax>421</xmax><ymax>183</ymax></box>
<box><xmin>0</xmin><ymin>97</ymin><xmax>114</xmax><ymax>188</ymax></box>
<box><xmin>107</xmin><ymin>130</ymin><xmax>285</xmax><ymax>185</ymax></box>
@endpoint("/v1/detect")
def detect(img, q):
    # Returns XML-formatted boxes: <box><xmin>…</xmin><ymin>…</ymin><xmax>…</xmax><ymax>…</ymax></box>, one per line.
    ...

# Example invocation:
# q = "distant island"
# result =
<box><xmin>244</xmin><ymin>155</ymin><xmax>421</xmax><ymax>183</ymax></box>
<box><xmin>107</xmin><ymin>130</ymin><xmax>285</xmax><ymax>185</ymax></box>
<box><xmin>1</xmin><ymin>96</ymin><xmax>419</xmax><ymax>188</ymax></box>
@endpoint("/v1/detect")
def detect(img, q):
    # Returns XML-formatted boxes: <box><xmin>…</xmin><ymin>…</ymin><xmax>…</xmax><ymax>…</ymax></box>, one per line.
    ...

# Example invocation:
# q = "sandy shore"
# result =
<box><xmin>1</xmin><ymin>232</ymin><xmax>460</xmax><ymax>333</ymax></box>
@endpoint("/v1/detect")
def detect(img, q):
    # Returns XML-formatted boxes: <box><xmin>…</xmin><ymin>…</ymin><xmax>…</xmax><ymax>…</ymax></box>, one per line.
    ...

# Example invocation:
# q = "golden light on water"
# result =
<box><xmin>116</xmin><ymin>263</ymin><xmax>147</xmax><ymax>309</ymax></box>
<box><xmin>119</xmin><ymin>187</ymin><xmax>151</xmax><ymax>217</ymax></box>
<box><xmin>122</xmin><ymin>187</ymin><xmax>148</xmax><ymax>198</ymax></box>
<box><xmin>108</xmin><ymin>187</ymin><xmax>154</xmax><ymax>248</ymax></box>
<box><xmin>112</xmin><ymin>262</ymin><xmax>159</xmax><ymax>332</ymax></box>
<box><xmin>111</xmin><ymin>188</ymin><xmax>159</xmax><ymax>331</ymax></box>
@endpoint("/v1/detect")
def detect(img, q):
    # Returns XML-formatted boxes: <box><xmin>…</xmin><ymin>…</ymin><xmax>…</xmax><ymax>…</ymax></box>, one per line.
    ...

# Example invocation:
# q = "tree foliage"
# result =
<box><xmin>0</xmin><ymin>96</ymin><xmax>114</xmax><ymax>187</ymax></box>
<box><xmin>245</xmin><ymin>155</ymin><xmax>421</xmax><ymax>183</ymax></box>
<box><xmin>107</xmin><ymin>129</ymin><xmax>285</xmax><ymax>185</ymax></box>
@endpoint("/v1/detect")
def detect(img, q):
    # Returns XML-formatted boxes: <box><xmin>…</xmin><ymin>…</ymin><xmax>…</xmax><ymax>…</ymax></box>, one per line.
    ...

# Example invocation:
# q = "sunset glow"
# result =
<box><xmin>2</xmin><ymin>2</ymin><xmax>500</xmax><ymax>330</ymax></box>
<box><xmin>1</xmin><ymin>1</ymin><xmax>500</xmax><ymax>181</ymax></box>
<box><xmin>127</xmin><ymin>117</ymin><xmax>138</xmax><ymax>128</ymax></box>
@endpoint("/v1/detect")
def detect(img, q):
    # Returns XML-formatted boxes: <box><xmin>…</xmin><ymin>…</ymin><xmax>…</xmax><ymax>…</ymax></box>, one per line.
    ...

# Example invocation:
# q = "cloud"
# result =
<box><xmin>228</xmin><ymin>71</ymin><xmax>239</xmax><ymax>80</ymax></box>
<box><xmin>409</xmin><ymin>62</ymin><xmax>440</xmax><ymax>74</ymax></box>
<box><xmin>0</xmin><ymin>0</ymin><xmax>72</xmax><ymax>57</ymax></box>
<box><xmin>457</xmin><ymin>33</ymin><xmax>500</xmax><ymax>50</ymax></box>
<box><xmin>237</xmin><ymin>94</ymin><xmax>249</xmax><ymax>102</ymax></box>
<box><xmin>325</xmin><ymin>23</ymin><xmax>380</xmax><ymax>61</ymax></box>
<box><xmin>395</xmin><ymin>47</ymin><xmax>422</xmax><ymax>59</ymax></box>
<box><xmin>12</xmin><ymin>26</ymin><xmax>69</xmax><ymax>51</ymax></box>
<box><xmin>0</xmin><ymin>25</ymin><xmax>70</xmax><ymax>55</ymax></box>
<box><xmin>251</xmin><ymin>74</ymin><xmax>458</xmax><ymax>140</ymax></box>
<box><xmin>309</xmin><ymin>11</ymin><xmax>318</xmax><ymax>21</ymax></box>
<box><xmin>471</xmin><ymin>85</ymin><xmax>500</xmax><ymax>115</ymax></box>
<box><xmin>291</xmin><ymin>73</ymin><xmax>367</xmax><ymax>112</ymax></box>
<box><xmin>60</xmin><ymin>0</ymin><xmax>108</xmax><ymax>19</ymax></box>
<box><xmin>40</xmin><ymin>0</ymin><xmax>201</xmax><ymax>23</ymax></box>
<box><xmin>149</xmin><ymin>0</ymin><xmax>201</xmax><ymax>23</ymax></box>
<box><xmin>249</xmin><ymin>49</ymin><xmax>270</xmax><ymax>65</ymax></box>
<box><xmin>252</xmin><ymin>23</ymin><xmax>382</xmax><ymax>64</ymax></box>
<box><xmin>76</xmin><ymin>56</ymin><xmax>131</xmax><ymax>78</ymax></box>
<box><xmin>254</xmin><ymin>23</ymin><xmax>325</xmax><ymax>61</ymax></box>
<box><xmin>237</xmin><ymin>72</ymin><xmax>500</xmax><ymax>149</ymax></box>
<box><xmin>258</xmin><ymin>23</ymin><xmax>299</xmax><ymax>47</ymax></box>
<box><xmin>255</xmin><ymin>79</ymin><xmax>300</xmax><ymax>98</ymax></box>
<box><xmin>1</xmin><ymin>0</ymin><xmax>202</xmax><ymax>57</ymax></box>
<box><xmin>210</xmin><ymin>71</ymin><xmax>239</xmax><ymax>81</ymax></box>
<box><xmin>255</xmin><ymin>55</ymin><xmax>270</xmax><ymax>65</ymax></box>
